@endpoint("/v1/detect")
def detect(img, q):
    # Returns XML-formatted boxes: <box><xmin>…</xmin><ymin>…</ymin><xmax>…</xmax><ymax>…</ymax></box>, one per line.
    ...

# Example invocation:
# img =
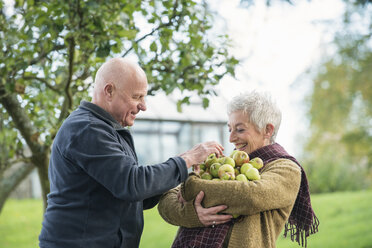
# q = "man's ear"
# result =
<box><xmin>103</xmin><ymin>83</ymin><xmax>114</xmax><ymax>99</ymax></box>
<box><xmin>264</xmin><ymin>124</ymin><xmax>274</xmax><ymax>139</ymax></box>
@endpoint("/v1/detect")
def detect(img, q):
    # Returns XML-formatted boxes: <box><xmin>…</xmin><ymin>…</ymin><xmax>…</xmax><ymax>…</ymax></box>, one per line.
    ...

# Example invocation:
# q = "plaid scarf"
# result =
<box><xmin>171</xmin><ymin>222</ymin><xmax>231</xmax><ymax>248</ymax></box>
<box><xmin>249</xmin><ymin>143</ymin><xmax>319</xmax><ymax>247</ymax></box>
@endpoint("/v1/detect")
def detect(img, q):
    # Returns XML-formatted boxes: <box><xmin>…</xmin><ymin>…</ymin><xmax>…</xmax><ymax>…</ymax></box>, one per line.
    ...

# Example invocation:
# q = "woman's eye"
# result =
<box><xmin>237</xmin><ymin>129</ymin><xmax>244</xmax><ymax>133</ymax></box>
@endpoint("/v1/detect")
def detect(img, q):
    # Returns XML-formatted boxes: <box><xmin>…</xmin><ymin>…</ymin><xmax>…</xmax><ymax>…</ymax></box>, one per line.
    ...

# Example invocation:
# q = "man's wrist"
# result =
<box><xmin>179</xmin><ymin>154</ymin><xmax>192</xmax><ymax>168</ymax></box>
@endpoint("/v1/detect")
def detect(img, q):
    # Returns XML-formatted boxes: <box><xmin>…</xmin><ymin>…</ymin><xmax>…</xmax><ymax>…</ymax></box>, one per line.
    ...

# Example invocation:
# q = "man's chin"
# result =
<box><xmin>124</xmin><ymin>119</ymin><xmax>135</xmax><ymax>127</ymax></box>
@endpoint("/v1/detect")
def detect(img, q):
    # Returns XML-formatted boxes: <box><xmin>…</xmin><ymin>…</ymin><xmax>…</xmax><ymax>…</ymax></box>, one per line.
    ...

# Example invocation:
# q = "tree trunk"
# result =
<box><xmin>37</xmin><ymin>160</ymin><xmax>50</xmax><ymax>212</ymax></box>
<box><xmin>31</xmin><ymin>148</ymin><xmax>51</xmax><ymax>212</ymax></box>
<box><xmin>0</xmin><ymin>163</ymin><xmax>35</xmax><ymax>213</ymax></box>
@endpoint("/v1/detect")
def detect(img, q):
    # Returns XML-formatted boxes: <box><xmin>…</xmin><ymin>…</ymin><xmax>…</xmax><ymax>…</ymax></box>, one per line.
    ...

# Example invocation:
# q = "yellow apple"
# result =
<box><xmin>240</xmin><ymin>163</ymin><xmax>253</xmax><ymax>175</ymax></box>
<box><xmin>210</xmin><ymin>163</ymin><xmax>222</xmax><ymax>178</ymax></box>
<box><xmin>244</xmin><ymin>167</ymin><xmax>261</xmax><ymax>181</ymax></box>
<box><xmin>205</xmin><ymin>153</ymin><xmax>218</xmax><ymax>168</ymax></box>
<box><xmin>218</xmin><ymin>156</ymin><xmax>236</xmax><ymax>168</ymax></box>
<box><xmin>218</xmin><ymin>164</ymin><xmax>235</xmax><ymax>180</ymax></box>
<box><xmin>232</xmin><ymin>151</ymin><xmax>250</xmax><ymax>166</ymax></box>
<box><xmin>236</xmin><ymin>174</ymin><xmax>248</xmax><ymax>182</ymax></box>
<box><xmin>250</xmin><ymin>157</ymin><xmax>264</xmax><ymax>170</ymax></box>
<box><xmin>201</xmin><ymin>172</ymin><xmax>213</xmax><ymax>180</ymax></box>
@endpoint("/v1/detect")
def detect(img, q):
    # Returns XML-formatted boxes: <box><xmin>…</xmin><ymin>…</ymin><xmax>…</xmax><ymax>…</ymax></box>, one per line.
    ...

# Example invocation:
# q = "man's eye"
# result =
<box><xmin>237</xmin><ymin>129</ymin><xmax>244</xmax><ymax>133</ymax></box>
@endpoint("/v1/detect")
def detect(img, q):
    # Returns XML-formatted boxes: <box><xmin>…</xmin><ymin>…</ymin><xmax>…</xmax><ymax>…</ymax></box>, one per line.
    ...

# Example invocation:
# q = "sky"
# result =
<box><xmin>209</xmin><ymin>0</ymin><xmax>345</xmax><ymax>155</ymax></box>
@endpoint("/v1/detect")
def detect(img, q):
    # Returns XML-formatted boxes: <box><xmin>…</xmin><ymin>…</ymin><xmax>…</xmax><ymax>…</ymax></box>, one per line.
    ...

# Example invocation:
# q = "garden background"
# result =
<box><xmin>1</xmin><ymin>0</ymin><xmax>372</xmax><ymax>247</ymax></box>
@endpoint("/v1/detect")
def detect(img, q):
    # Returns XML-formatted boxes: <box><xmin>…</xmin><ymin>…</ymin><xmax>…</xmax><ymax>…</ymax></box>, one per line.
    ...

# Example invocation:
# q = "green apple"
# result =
<box><xmin>229</xmin><ymin>150</ymin><xmax>238</xmax><ymax>158</ymax></box>
<box><xmin>232</xmin><ymin>214</ymin><xmax>241</xmax><ymax>218</ymax></box>
<box><xmin>210</xmin><ymin>162</ymin><xmax>222</xmax><ymax>178</ymax></box>
<box><xmin>240</xmin><ymin>163</ymin><xmax>253</xmax><ymax>175</ymax></box>
<box><xmin>244</xmin><ymin>167</ymin><xmax>261</xmax><ymax>181</ymax></box>
<box><xmin>218</xmin><ymin>156</ymin><xmax>236</xmax><ymax>168</ymax></box>
<box><xmin>201</xmin><ymin>172</ymin><xmax>213</xmax><ymax>180</ymax></box>
<box><xmin>236</xmin><ymin>174</ymin><xmax>248</xmax><ymax>182</ymax></box>
<box><xmin>218</xmin><ymin>164</ymin><xmax>235</xmax><ymax>180</ymax></box>
<box><xmin>205</xmin><ymin>153</ymin><xmax>218</xmax><ymax>168</ymax></box>
<box><xmin>234</xmin><ymin>167</ymin><xmax>240</xmax><ymax>176</ymax></box>
<box><xmin>250</xmin><ymin>157</ymin><xmax>264</xmax><ymax>170</ymax></box>
<box><xmin>220</xmin><ymin>172</ymin><xmax>235</xmax><ymax>180</ymax></box>
<box><xmin>199</xmin><ymin>163</ymin><xmax>206</xmax><ymax>171</ymax></box>
<box><xmin>212</xmin><ymin>178</ymin><xmax>221</xmax><ymax>181</ymax></box>
<box><xmin>232</xmin><ymin>151</ymin><xmax>250</xmax><ymax>166</ymax></box>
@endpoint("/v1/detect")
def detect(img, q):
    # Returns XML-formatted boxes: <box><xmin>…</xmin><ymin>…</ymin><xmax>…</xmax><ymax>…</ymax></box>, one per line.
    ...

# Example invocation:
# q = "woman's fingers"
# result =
<box><xmin>194</xmin><ymin>191</ymin><xmax>232</xmax><ymax>227</ymax></box>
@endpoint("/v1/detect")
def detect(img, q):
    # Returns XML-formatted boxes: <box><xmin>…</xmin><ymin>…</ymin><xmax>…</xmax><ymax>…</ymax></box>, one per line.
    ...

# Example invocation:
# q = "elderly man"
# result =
<box><xmin>39</xmin><ymin>58</ymin><xmax>224</xmax><ymax>248</ymax></box>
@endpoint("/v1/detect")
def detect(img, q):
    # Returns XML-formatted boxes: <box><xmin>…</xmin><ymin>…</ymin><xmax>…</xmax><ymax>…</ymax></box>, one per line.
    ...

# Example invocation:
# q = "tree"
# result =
<box><xmin>0</xmin><ymin>0</ymin><xmax>238</xmax><ymax>212</ymax></box>
<box><xmin>302</xmin><ymin>0</ymin><xmax>372</xmax><ymax>192</ymax></box>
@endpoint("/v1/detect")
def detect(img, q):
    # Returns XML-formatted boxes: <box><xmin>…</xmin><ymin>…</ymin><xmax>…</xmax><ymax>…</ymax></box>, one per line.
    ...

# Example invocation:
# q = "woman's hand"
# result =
<box><xmin>177</xmin><ymin>190</ymin><xmax>186</xmax><ymax>205</ymax></box>
<box><xmin>194</xmin><ymin>191</ymin><xmax>232</xmax><ymax>227</ymax></box>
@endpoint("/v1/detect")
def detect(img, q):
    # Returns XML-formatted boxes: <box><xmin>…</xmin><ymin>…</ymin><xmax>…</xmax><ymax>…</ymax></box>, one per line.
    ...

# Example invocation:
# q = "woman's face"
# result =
<box><xmin>228</xmin><ymin>110</ymin><xmax>267</xmax><ymax>154</ymax></box>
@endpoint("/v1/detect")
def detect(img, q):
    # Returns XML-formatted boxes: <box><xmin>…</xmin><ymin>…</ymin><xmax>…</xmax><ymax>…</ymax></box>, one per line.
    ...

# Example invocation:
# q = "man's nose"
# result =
<box><xmin>138</xmin><ymin>101</ymin><xmax>146</xmax><ymax>111</ymax></box>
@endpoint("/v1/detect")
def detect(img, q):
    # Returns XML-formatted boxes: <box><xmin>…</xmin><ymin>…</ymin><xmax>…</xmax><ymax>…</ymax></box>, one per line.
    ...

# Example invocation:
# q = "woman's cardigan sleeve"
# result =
<box><xmin>157</xmin><ymin>185</ymin><xmax>205</xmax><ymax>228</ymax></box>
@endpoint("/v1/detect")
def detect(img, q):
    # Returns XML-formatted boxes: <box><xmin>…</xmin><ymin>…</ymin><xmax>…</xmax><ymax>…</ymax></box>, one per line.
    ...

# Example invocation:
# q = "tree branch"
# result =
<box><xmin>122</xmin><ymin>0</ymin><xmax>181</xmax><ymax>58</ymax></box>
<box><xmin>29</xmin><ymin>44</ymin><xmax>66</xmax><ymax>66</ymax></box>
<box><xmin>22</xmin><ymin>76</ymin><xmax>61</xmax><ymax>92</ymax></box>
<box><xmin>58</xmin><ymin>37</ymin><xmax>75</xmax><ymax>123</ymax></box>
<box><xmin>0</xmin><ymin>85</ymin><xmax>44</xmax><ymax>157</ymax></box>
<box><xmin>0</xmin><ymin>162</ymin><xmax>35</xmax><ymax>212</ymax></box>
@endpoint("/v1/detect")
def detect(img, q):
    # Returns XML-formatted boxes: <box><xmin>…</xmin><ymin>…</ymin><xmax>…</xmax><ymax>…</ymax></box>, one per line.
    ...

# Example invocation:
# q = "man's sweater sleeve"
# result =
<box><xmin>65</xmin><ymin>122</ymin><xmax>188</xmax><ymax>202</ymax></box>
<box><xmin>182</xmin><ymin>159</ymin><xmax>301</xmax><ymax>216</ymax></box>
<box><xmin>157</xmin><ymin>185</ymin><xmax>204</xmax><ymax>228</ymax></box>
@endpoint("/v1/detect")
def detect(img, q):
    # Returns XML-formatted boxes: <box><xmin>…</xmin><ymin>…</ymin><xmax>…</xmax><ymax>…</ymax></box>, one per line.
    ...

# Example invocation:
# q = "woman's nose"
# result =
<box><xmin>229</xmin><ymin>131</ymin><xmax>235</xmax><ymax>143</ymax></box>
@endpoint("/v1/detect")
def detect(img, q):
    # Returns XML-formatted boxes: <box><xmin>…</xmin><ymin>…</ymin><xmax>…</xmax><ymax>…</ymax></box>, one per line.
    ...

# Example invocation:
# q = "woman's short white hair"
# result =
<box><xmin>227</xmin><ymin>90</ymin><xmax>282</xmax><ymax>143</ymax></box>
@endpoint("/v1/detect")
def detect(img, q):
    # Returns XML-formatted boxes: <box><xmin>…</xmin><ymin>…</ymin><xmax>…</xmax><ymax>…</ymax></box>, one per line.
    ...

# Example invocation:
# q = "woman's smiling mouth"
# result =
<box><xmin>235</xmin><ymin>143</ymin><xmax>247</xmax><ymax>150</ymax></box>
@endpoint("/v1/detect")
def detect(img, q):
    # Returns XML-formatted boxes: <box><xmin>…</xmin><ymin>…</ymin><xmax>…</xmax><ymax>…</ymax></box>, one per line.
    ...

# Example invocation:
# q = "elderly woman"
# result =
<box><xmin>158</xmin><ymin>91</ymin><xmax>319</xmax><ymax>248</ymax></box>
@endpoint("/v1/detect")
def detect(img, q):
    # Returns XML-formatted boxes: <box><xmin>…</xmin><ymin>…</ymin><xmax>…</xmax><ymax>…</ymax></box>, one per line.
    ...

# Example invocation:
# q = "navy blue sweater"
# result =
<box><xmin>39</xmin><ymin>101</ymin><xmax>188</xmax><ymax>248</ymax></box>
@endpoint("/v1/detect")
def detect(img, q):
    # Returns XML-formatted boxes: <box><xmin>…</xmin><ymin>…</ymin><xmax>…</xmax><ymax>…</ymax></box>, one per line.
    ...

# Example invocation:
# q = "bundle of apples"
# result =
<box><xmin>195</xmin><ymin>150</ymin><xmax>263</xmax><ymax>182</ymax></box>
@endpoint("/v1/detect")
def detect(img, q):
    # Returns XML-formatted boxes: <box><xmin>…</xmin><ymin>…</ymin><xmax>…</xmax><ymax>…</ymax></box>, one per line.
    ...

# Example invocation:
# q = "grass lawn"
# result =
<box><xmin>1</xmin><ymin>190</ymin><xmax>372</xmax><ymax>248</ymax></box>
<box><xmin>0</xmin><ymin>199</ymin><xmax>43</xmax><ymax>248</ymax></box>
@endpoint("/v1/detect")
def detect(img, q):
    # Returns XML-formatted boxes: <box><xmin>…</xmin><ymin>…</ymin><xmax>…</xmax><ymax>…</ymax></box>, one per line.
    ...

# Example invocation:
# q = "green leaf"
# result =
<box><xmin>96</xmin><ymin>44</ymin><xmax>111</xmax><ymax>58</ymax></box>
<box><xmin>150</xmin><ymin>41</ymin><xmax>157</xmax><ymax>52</ymax></box>
<box><xmin>202</xmin><ymin>98</ymin><xmax>209</xmax><ymax>108</ymax></box>
<box><xmin>176</xmin><ymin>100</ymin><xmax>183</xmax><ymax>112</ymax></box>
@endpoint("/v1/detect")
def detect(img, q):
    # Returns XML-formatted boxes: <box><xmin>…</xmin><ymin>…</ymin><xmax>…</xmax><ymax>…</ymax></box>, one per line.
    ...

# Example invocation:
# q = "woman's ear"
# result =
<box><xmin>264</xmin><ymin>124</ymin><xmax>274</xmax><ymax>139</ymax></box>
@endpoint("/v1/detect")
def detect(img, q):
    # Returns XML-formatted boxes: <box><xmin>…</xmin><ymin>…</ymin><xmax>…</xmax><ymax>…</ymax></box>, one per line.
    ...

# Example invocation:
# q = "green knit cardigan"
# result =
<box><xmin>158</xmin><ymin>158</ymin><xmax>301</xmax><ymax>248</ymax></box>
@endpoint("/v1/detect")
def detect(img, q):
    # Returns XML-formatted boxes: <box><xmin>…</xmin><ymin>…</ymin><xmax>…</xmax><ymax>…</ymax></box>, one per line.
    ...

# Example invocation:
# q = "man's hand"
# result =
<box><xmin>194</xmin><ymin>191</ymin><xmax>232</xmax><ymax>227</ymax></box>
<box><xmin>180</xmin><ymin>141</ymin><xmax>224</xmax><ymax>168</ymax></box>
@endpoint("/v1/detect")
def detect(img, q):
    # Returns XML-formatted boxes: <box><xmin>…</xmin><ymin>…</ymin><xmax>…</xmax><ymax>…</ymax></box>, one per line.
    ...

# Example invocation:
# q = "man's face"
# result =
<box><xmin>228</xmin><ymin>110</ymin><xmax>265</xmax><ymax>154</ymax></box>
<box><xmin>109</xmin><ymin>77</ymin><xmax>148</xmax><ymax>127</ymax></box>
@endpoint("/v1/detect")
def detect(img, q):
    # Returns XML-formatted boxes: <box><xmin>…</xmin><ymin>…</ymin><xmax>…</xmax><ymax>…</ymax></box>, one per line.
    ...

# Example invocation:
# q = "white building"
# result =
<box><xmin>132</xmin><ymin>92</ymin><xmax>233</xmax><ymax>166</ymax></box>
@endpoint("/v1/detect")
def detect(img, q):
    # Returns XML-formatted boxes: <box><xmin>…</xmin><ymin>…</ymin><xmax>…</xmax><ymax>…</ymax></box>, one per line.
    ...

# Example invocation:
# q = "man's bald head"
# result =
<box><xmin>91</xmin><ymin>58</ymin><xmax>148</xmax><ymax>126</ymax></box>
<box><xmin>93</xmin><ymin>58</ymin><xmax>147</xmax><ymax>98</ymax></box>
